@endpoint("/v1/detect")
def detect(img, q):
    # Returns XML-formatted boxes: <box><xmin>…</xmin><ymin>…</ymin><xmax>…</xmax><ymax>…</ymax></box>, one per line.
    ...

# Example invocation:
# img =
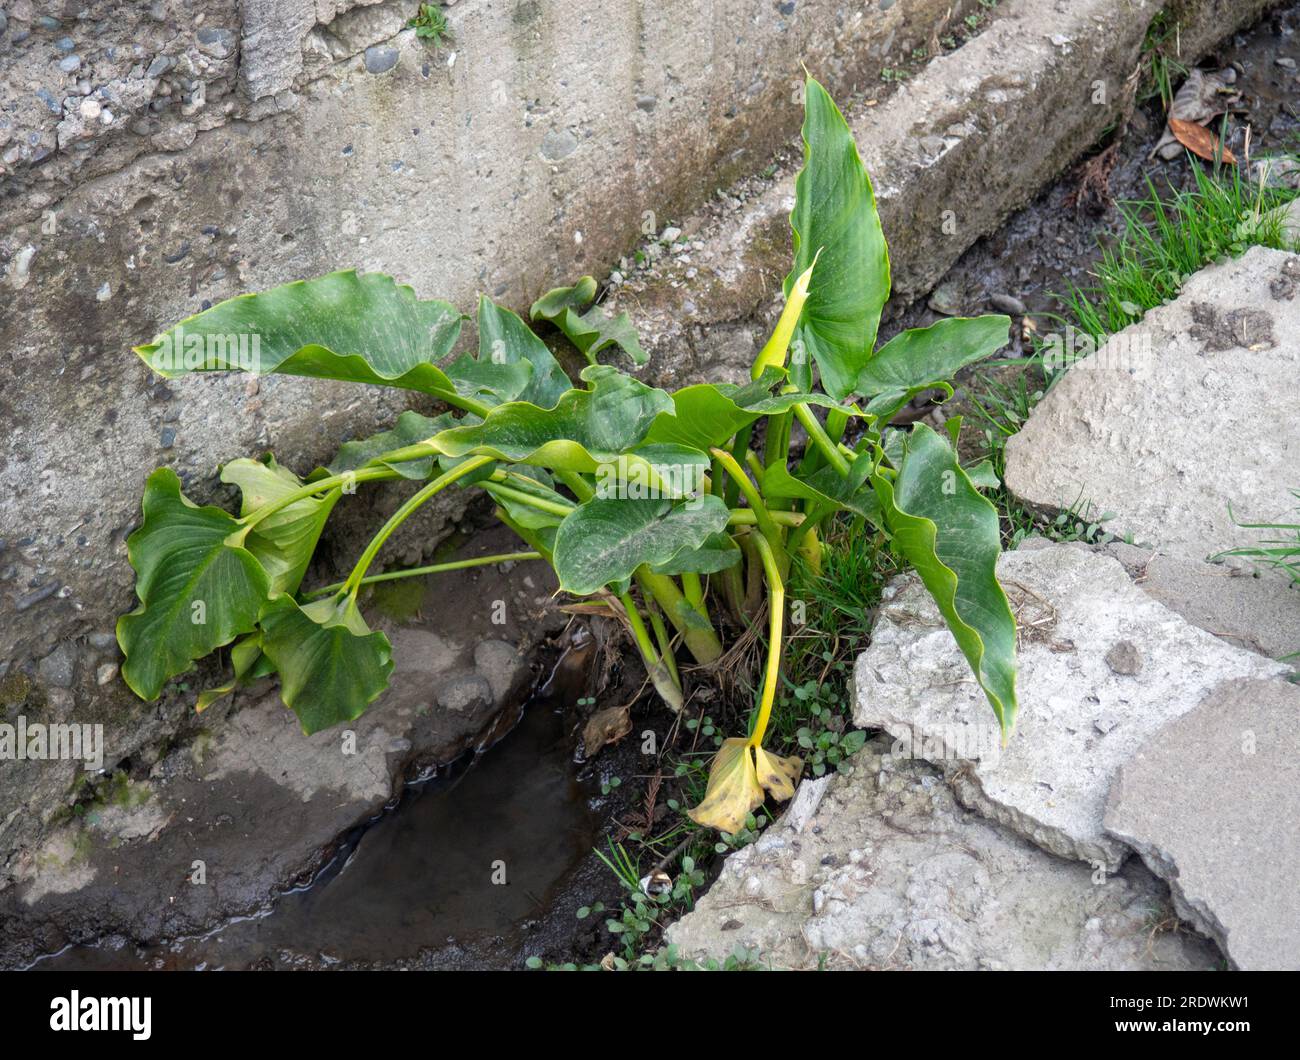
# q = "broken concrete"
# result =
<box><xmin>1100</xmin><ymin>541</ymin><xmax>1300</xmax><ymax>669</ymax></box>
<box><xmin>666</xmin><ymin>740</ymin><xmax>1219</xmax><ymax>970</ymax></box>
<box><xmin>1005</xmin><ymin>247</ymin><xmax>1300</xmax><ymax>567</ymax></box>
<box><xmin>1104</xmin><ymin>678</ymin><xmax>1300</xmax><ymax>971</ymax></box>
<box><xmin>852</xmin><ymin>542</ymin><xmax>1288</xmax><ymax>872</ymax></box>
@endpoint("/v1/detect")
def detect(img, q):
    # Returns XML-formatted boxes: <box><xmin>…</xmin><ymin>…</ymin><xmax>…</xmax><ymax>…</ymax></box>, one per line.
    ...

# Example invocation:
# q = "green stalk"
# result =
<box><xmin>711</xmin><ymin>448</ymin><xmax>789</xmax><ymax>578</ymax></box>
<box><xmin>302</xmin><ymin>551</ymin><xmax>542</xmax><ymax>601</ymax></box>
<box><xmin>481</xmin><ymin>481</ymin><xmax>575</xmax><ymax>519</ymax></box>
<box><xmin>237</xmin><ymin>467</ymin><xmax>398</xmax><ymax>535</ymax></box>
<box><xmin>792</xmin><ymin>403</ymin><xmax>851</xmax><ymax>476</ymax></box>
<box><xmin>618</xmin><ymin>591</ymin><xmax>683</xmax><ymax>712</ymax></box>
<box><xmin>747</xmin><ymin>533</ymin><xmax>785</xmax><ymax>751</ymax></box>
<box><xmin>342</xmin><ymin>456</ymin><xmax>494</xmax><ymax>599</ymax></box>
<box><xmin>644</xmin><ymin>597</ymin><xmax>681</xmax><ymax>688</ymax></box>
<box><xmin>556</xmin><ymin>469</ymin><xmax>595</xmax><ymax>502</ymax></box>
<box><xmin>636</xmin><ymin>568</ymin><xmax>723</xmax><ymax>665</ymax></box>
<box><xmin>728</xmin><ymin>509</ymin><xmax>803</xmax><ymax>528</ymax></box>
<box><xmin>725</xmin><ymin>425</ymin><xmax>753</xmax><ymax>507</ymax></box>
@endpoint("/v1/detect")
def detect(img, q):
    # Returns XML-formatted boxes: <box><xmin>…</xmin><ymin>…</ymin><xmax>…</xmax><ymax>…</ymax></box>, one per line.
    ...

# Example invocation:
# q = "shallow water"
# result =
<box><xmin>35</xmin><ymin>676</ymin><xmax>603</xmax><ymax>971</ymax></box>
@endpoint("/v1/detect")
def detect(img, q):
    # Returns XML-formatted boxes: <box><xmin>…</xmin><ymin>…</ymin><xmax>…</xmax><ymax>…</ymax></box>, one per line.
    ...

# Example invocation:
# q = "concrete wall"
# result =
<box><xmin>0</xmin><ymin>0</ymin><xmax>972</xmax><ymax>878</ymax></box>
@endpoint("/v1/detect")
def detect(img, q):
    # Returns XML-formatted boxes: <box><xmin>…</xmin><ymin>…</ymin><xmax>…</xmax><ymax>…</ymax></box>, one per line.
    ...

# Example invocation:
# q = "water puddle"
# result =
<box><xmin>35</xmin><ymin>653</ymin><xmax>604</xmax><ymax>971</ymax></box>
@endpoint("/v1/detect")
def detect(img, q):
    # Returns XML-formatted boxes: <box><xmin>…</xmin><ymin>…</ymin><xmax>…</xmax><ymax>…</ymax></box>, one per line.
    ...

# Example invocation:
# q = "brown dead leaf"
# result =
<box><xmin>581</xmin><ymin>704</ymin><xmax>632</xmax><ymax>757</ymax></box>
<box><xmin>1168</xmin><ymin>117</ymin><xmax>1236</xmax><ymax>165</ymax></box>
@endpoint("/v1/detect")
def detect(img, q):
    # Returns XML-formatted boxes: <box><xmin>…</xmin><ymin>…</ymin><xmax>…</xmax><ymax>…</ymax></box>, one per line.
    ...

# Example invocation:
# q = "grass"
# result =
<box><xmin>1058</xmin><ymin>160</ymin><xmax>1300</xmax><ymax>344</ymax></box>
<box><xmin>1216</xmin><ymin>491</ymin><xmax>1300</xmax><ymax>587</ymax></box>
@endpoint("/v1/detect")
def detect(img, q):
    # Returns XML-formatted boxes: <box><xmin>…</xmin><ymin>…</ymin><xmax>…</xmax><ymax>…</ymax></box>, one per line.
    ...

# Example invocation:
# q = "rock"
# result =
<box><xmin>473</xmin><ymin>639</ymin><xmax>527</xmax><ymax>706</ymax></box>
<box><xmin>1097</xmin><ymin>543</ymin><xmax>1300</xmax><ymax>669</ymax></box>
<box><xmin>435</xmin><ymin>673</ymin><xmax>492</xmax><ymax>715</ymax></box>
<box><xmin>363</xmin><ymin>45</ymin><xmax>399</xmax><ymax>75</ymax></box>
<box><xmin>667</xmin><ymin>744</ymin><xmax>1218</xmax><ymax>970</ymax></box>
<box><xmin>539</xmin><ymin>129</ymin><xmax>578</xmax><ymax>161</ymax></box>
<box><xmin>37</xmin><ymin>644</ymin><xmax>75</xmax><ymax>688</ymax></box>
<box><xmin>1005</xmin><ymin>248</ymin><xmax>1300</xmax><ymax>568</ymax></box>
<box><xmin>196</xmin><ymin>28</ymin><xmax>236</xmax><ymax>60</ymax></box>
<box><xmin>853</xmin><ymin>543</ymin><xmax>1288</xmax><ymax>871</ymax></box>
<box><xmin>990</xmin><ymin>292</ymin><xmax>1027</xmax><ymax>315</ymax></box>
<box><xmin>1104</xmin><ymin>679</ymin><xmax>1300</xmax><ymax>970</ymax></box>
<box><xmin>927</xmin><ymin>279</ymin><xmax>962</xmax><ymax>316</ymax></box>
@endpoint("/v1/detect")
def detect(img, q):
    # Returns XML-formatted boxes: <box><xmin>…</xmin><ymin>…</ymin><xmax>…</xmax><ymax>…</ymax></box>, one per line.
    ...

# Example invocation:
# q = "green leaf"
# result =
<box><xmin>531</xmin><ymin>277</ymin><xmax>598</xmax><ymax>321</ymax></box>
<box><xmin>259</xmin><ymin>594</ymin><xmax>394</xmax><ymax>734</ymax></box>
<box><xmin>444</xmin><ymin>356</ymin><xmax>533</xmax><ymax>406</ymax></box>
<box><xmin>220</xmin><ymin>456</ymin><xmax>340</xmax><ymax>594</ymax></box>
<box><xmin>477</xmin><ymin>296</ymin><xmax>572</xmax><ymax>409</ymax></box>
<box><xmin>553</xmin><ymin>495</ymin><xmax>731</xmax><ymax>595</ymax></box>
<box><xmin>430</xmin><ymin>364</ymin><xmax>682</xmax><ymax>484</ymax></box>
<box><xmin>872</xmin><ymin>424</ymin><xmax>1018</xmax><ymax>738</ymax></box>
<box><xmin>117</xmin><ymin>469</ymin><xmax>271</xmax><ymax>700</ymax></box>
<box><xmin>856</xmin><ymin>315</ymin><xmax>1010</xmax><ymax>417</ymax></box>
<box><xmin>763</xmin><ymin>456</ymin><xmax>882</xmax><ymax>523</ymax></box>
<box><xmin>649</xmin><ymin>532</ymin><xmax>742</xmax><ymax>575</ymax></box>
<box><xmin>786</xmin><ymin>77</ymin><xmax>890</xmax><ymax>400</ymax></box>
<box><xmin>195</xmin><ymin>632</ymin><xmax>272</xmax><ymax>713</ymax></box>
<box><xmin>321</xmin><ymin>410</ymin><xmax>459</xmax><ymax>482</ymax></box>
<box><xmin>134</xmin><ymin>270</ymin><xmax>465</xmax><ymax>398</ymax></box>
<box><xmin>644</xmin><ymin>369</ymin><xmax>856</xmax><ymax>450</ymax></box>
<box><xmin>530</xmin><ymin>277</ymin><xmax>647</xmax><ymax>366</ymax></box>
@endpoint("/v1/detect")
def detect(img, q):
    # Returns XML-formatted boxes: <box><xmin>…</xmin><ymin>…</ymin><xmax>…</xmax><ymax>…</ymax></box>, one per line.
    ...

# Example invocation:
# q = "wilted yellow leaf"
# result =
<box><xmin>687</xmin><ymin>738</ymin><xmax>764</xmax><ymax>834</ymax></box>
<box><xmin>754</xmin><ymin>746</ymin><xmax>803</xmax><ymax>801</ymax></box>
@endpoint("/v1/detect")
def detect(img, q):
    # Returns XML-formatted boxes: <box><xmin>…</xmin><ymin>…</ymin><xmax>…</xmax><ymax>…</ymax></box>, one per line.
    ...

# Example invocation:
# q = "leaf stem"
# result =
<box><xmin>239</xmin><ymin>467</ymin><xmax>398</xmax><ymax>534</ymax></box>
<box><xmin>342</xmin><ymin>456</ymin><xmax>494</xmax><ymax>598</ymax></box>
<box><xmin>793</xmin><ymin>403</ymin><xmax>851</xmax><ymax>476</ymax></box>
<box><xmin>301</xmin><ymin>550</ymin><xmax>542</xmax><ymax>600</ymax></box>
<box><xmin>747</xmin><ymin>533</ymin><xmax>785</xmax><ymax>750</ymax></box>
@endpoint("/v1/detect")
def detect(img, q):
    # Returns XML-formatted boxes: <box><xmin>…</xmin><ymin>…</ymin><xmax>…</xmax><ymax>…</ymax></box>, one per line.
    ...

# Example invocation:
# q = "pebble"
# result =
<box><xmin>38</xmin><ymin>644</ymin><xmax>75</xmax><ymax>688</ymax></box>
<box><xmin>79</xmin><ymin>97</ymin><xmax>101</xmax><ymax>120</ymax></box>
<box><xmin>660</xmin><ymin>226</ymin><xmax>682</xmax><ymax>243</ymax></box>
<box><xmin>364</xmin><ymin>45</ymin><xmax>399</xmax><ymax>75</ymax></box>
<box><xmin>0</xmin><ymin>12</ymin><xmax>7</xmax><ymax>37</ymax></box>
<box><xmin>37</xmin><ymin>15</ymin><xmax>61</xmax><ymax>31</ymax></box>
<box><xmin>54</xmin><ymin>35</ymin><xmax>75</xmax><ymax>53</ymax></box>
<box><xmin>58</xmin><ymin>54</ymin><xmax>81</xmax><ymax>74</ymax></box>
<box><xmin>197</xmin><ymin>27</ymin><xmax>236</xmax><ymax>59</ymax></box>
<box><xmin>96</xmin><ymin>662</ymin><xmax>118</xmax><ymax>686</ymax></box>
<box><xmin>159</xmin><ymin>426</ymin><xmax>176</xmax><ymax>448</ymax></box>
<box><xmin>540</xmin><ymin>129</ymin><xmax>578</xmax><ymax>161</ymax></box>
<box><xmin>35</xmin><ymin>88</ymin><xmax>61</xmax><ymax>115</ymax></box>
<box><xmin>1277</xmin><ymin>57</ymin><xmax>1297</xmax><ymax>70</ymax></box>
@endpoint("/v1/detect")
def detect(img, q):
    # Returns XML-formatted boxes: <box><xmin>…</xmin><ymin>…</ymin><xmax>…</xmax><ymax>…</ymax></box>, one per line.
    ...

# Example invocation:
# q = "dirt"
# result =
<box><xmin>886</xmin><ymin>3</ymin><xmax>1300</xmax><ymax>347</ymax></box>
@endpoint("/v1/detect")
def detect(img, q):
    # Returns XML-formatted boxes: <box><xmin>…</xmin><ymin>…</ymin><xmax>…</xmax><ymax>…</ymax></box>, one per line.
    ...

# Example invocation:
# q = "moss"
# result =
<box><xmin>0</xmin><ymin>671</ymin><xmax>34</xmax><ymax>709</ymax></box>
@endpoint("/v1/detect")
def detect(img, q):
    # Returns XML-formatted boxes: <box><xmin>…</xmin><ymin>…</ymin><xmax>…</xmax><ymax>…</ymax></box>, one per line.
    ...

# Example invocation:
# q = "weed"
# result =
<box><xmin>1059</xmin><ymin>161</ymin><xmax>1300</xmax><ymax>344</ymax></box>
<box><xmin>408</xmin><ymin>3</ymin><xmax>450</xmax><ymax>46</ymax></box>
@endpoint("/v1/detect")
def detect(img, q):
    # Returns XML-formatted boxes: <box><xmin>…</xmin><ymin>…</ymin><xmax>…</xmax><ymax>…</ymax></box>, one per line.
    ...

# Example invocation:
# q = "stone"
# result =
<box><xmin>363</xmin><ymin>45</ymin><xmax>399</xmax><ymax>75</ymax></box>
<box><xmin>1005</xmin><ymin>247</ymin><xmax>1300</xmax><ymax>568</ymax></box>
<box><xmin>473</xmin><ymin>639</ymin><xmax>527</xmax><ymax>706</ymax></box>
<box><xmin>1104</xmin><ymin>679</ymin><xmax>1300</xmax><ymax>970</ymax></box>
<box><xmin>37</xmin><ymin>644</ymin><xmax>75</xmax><ymax>688</ymax></box>
<box><xmin>853</xmin><ymin>543</ymin><xmax>1288</xmax><ymax>871</ymax></box>
<box><xmin>436</xmin><ymin>673</ymin><xmax>492</xmax><ymax>715</ymax></box>
<box><xmin>196</xmin><ymin>27</ymin><xmax>236</xmax><ymax>59</ymax></box>
<box><xmin>666</xmin><ymin>743</ymin><xmax>1218</xmax><ymax>970</ymax></box>
<box><xmin>539</xmin><ymin>129</ymin><xmax>578</xmax><ymax>161</ymax></box>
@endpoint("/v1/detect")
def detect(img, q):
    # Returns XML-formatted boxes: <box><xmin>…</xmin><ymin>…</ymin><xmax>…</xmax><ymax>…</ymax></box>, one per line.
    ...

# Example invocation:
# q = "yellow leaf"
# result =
<box><xmin>687</xmin><ymin>738</ymin><xmax>764</xmax><ymax>834</ymax></box>
<box><xmin>754</xmin><ymin>746</ymin><xmax>803</xmax><ymax>801</ymax></box>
